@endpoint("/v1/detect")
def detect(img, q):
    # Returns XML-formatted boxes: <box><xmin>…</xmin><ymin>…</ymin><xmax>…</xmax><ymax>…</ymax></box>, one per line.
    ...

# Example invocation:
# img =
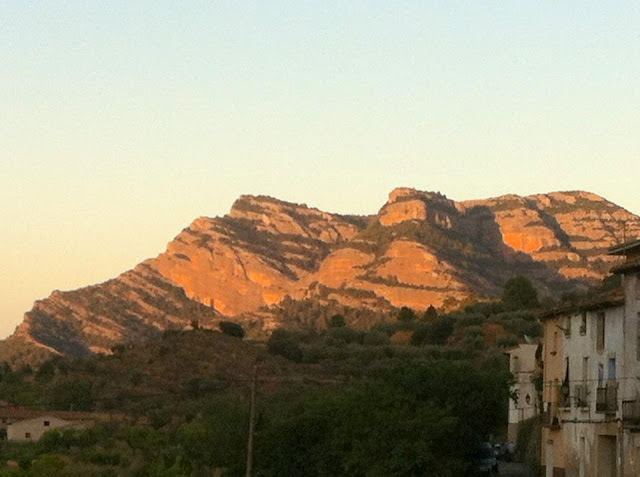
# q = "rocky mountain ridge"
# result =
<box><xmin>5</xmin><ymin>187</ymin><xmax>639</xmax><ymax>363</ymax></box>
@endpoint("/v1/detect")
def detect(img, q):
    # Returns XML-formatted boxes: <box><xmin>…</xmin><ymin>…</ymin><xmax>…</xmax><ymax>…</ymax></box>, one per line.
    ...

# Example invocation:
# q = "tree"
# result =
<box><xmin>502</xmin><ymin>276</ymin><xmax>539</xmax><ymax>311</ymax></box>
<box><xmin>423</xmin><ymin>305</ymin><xmax>438</xmax><ymax>321</ymax></box>
<box><xmin>218</xmin><ymin>321</ymin><xmax>245</xmax><ymax>338</ymax></box>
<box><xmin>267</xmin><ymin>330</ymin><xmax>303</xmax><ymax>362</ymax></box>
<box><xmin>397</xmin><ymin>306</ymin><xmax>416</xmax><ymax>322</ymax></box>
<box><xmin>328</xmin><ymin>314</ymin><xmax>346</xmax><ymax>328</ymax></box>
<box><xmin>48</xmin><ymin>379</ymin><xmax>94</xmax><ymax>411</ymax></box>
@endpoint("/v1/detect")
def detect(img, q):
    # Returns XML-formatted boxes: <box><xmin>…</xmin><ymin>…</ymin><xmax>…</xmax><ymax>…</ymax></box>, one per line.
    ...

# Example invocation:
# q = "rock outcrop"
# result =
<box><xmin>6</xmin><ymin>188</ymin><xmax>639</xmax><ymax>360</ymax></box>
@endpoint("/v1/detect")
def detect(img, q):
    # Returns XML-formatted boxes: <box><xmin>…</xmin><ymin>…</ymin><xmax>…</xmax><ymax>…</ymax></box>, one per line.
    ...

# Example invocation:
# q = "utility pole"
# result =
<box><xmin>245</xmin><ymin>363</ymin><xmax>258</xmax><ymax>477</ymax></box>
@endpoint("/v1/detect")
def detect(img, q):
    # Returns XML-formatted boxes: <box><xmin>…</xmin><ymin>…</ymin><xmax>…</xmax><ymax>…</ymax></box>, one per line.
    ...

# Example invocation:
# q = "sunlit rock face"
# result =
<box><xmin>9</xmin><ymin>189</ymin><xmax>640</xmax><ymax>359</ymax></box>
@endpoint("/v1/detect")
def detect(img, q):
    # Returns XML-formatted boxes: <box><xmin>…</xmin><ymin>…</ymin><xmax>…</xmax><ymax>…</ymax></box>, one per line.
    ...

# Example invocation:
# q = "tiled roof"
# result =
<box><xmin>611</xmin><ymin>256</ymin><xmax>640</xmax><ymax>274</ymax></box>
<box><xmin>0</xmin><ymin>406</ymin><xmax>124</xmax><ymax>422</ymax></box>
<box><xmin>539</xmin><ymin>288</ymin><xmax>625</xmax><ymax>320</ymax></box>
<box><xmin>608</xmin><ymin>238</ymin><xmax>640</xmax><ymax>256</ymax></box>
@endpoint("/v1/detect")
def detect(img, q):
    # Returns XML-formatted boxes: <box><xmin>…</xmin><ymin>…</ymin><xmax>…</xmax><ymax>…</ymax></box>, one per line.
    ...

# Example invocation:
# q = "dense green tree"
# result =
<box><xmin>328</xmin><ymin>314</ymin><xmax>346</xmax><ymax>328</ymax></box>
<box><xmin>397</xmin><ymin>306</ymin><xmax>416</xmax><ymax>322</ymax></box>
<box><xmin>267</xmin><ymin>330</ymin><xmax>303</xmax><ymax>362</ymax></box>
<box><xmin>411</xmin><ymin>317</ymin><xmax>455</xmax><ymax>346</ymax></box>
<box><xmin>218</xmin><ymin>321</ymin><xmax>245</xmax><ymax>338</ymax></box>
<box><xmin>423</xmin><ymin>305</ymin><xmax>438</xmax><ymax>321</ymax></box>
<box><xmin>502</xmin><ymin>276</ymin><xmax>540</xmax><ymax>311</ymax></box>
<box><xmin>48</xmin><ymin>379</ymin><xmax>94</xmax><ymax>411</ymax></box>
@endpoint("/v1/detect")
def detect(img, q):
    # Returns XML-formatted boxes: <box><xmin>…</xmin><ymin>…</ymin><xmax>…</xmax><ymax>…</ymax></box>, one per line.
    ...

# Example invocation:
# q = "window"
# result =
<box><xmin>598</xmin><ymin>364</ymin><xmax>604</xmax><ymax>385</ymax></box>
<box><xmin>608</xmin><ymin>358</ymin><xmax>616</xmax><ymax>381</ymax></box>
<box><xmin>580</xmin><ymin>312</ymin><xmax>587</xmax><ymax>335</ymax></box>
<box><xmin>552</xmin><ymin>331</ymin><xmax>558</xmax><ymax>355</ymax></box>
<box><xmin>565</xmin><ymin>316</ymin><xmax>571</xmax><ymax>338</ymax></box>
<box><xmin>25</xmin><ymin>432</ymin><xmax>31</xmax><ymax>439</ymax></box>
<box><xmin>512</xmin><ymin>356</ymin><xmax>521</xmax><ymax>373</ymax></box>
<box><xmin>1</xmin><ymin>418</ymin><xmax>6</xmax><ymax>424</ymax></box>
<box><xmin>43</xmin><ymin>420</ymin><xmax>50</xmax><ymax>427</ymax></box>
<box><xmin>582</xmin><ymin>357</ymin><xmax>589</xmax><ymax>383</ymax></box>
<box><xmin>636</xmin><ymin>273</ymin><xmax>640</xmax><ymax>301</ymax></box>
<box><xmin>596</xmin><ymin>312</ymin><xmax>605</xmax><ymax>351</ymax></box>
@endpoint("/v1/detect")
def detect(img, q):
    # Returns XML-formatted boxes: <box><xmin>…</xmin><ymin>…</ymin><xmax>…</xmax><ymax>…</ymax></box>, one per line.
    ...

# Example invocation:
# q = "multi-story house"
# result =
<box><xmin>540</xmin><ymin>238</ymin><xmax>640</xmax><ymax>477</ymax></box>
<box><xmin>506</xmin><ymin>343</ymin><xmax>541</xmax><ymax>442</ymax></box>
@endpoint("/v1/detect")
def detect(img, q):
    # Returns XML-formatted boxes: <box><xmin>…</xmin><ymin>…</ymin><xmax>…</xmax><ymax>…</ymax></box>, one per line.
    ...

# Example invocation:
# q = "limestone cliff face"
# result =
<box><xmin>8</xmin><ymin>189</ymin><xmax>640</xmax><ymax>359</ymax></box>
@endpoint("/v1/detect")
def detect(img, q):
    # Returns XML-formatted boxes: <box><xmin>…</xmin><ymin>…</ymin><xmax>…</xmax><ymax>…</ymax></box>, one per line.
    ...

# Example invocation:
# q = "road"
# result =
<box><xmin>498</xmin><ymin>461</ymin><xmax>534</xmax><ymax>476</ymax></box>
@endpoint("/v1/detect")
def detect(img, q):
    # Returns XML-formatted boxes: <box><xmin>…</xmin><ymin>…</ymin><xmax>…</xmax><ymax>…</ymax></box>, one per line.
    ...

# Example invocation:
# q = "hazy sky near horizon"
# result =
<box><xmin>1</xmin><ymin>2</ymin><xmax>639</xmax><ymax>338</ymax></box>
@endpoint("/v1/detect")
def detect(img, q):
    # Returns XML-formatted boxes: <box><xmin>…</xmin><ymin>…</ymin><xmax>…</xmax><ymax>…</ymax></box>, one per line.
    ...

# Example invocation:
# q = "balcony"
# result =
<box><xmin>596</xmin><ymin>382</ymin><xmax>618</xmax><ymax>414</ymax></box>
<box><xmin>542</xmin><ymin>402</ymin><xmax>562</xmax><ymax>429</ymax></box>
<box><xmin>622</xmin><ymin>400</ymin><xmax>640</xmax><ymax>425</ymax></box>
<box><xmin>574</xmin><ymin>384</ymin><xmax>588</xmax><ymax>408</ymax></box>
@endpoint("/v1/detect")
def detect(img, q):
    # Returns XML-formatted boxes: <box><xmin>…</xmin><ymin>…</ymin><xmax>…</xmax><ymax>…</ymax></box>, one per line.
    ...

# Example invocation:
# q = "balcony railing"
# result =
<box><xmin>596</xmin><ymin>382</ymin><xmax>618</xmax><ymax>414</ymax></box>
<box><xmin>574</xmin><ymin>384</ymin><xmax>588</xmax><ymax>408</ymax></box>
<box><xmin>542</xmin><ymin>402</ymin><xmax>561</xmax><ymax>429</ymax></box>
<box><xmin>622</xmin><ymin>400</ymin><xmax>640</xmax><ymax>424</ymax></box>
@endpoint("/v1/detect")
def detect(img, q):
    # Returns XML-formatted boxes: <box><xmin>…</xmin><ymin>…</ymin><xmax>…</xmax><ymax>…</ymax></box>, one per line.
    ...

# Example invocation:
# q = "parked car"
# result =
<box><xmin>473</xmin><ymin>442</ymin><xmax>499</xmax><ymax>475</ymax></box>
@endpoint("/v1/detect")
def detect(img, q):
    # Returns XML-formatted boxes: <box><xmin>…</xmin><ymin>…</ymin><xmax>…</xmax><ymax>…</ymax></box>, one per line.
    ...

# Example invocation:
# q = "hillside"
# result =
<box><xmin>4</xmin><ymin>187</ymin><xmax>639</xmax><ymax>361</ymax></box>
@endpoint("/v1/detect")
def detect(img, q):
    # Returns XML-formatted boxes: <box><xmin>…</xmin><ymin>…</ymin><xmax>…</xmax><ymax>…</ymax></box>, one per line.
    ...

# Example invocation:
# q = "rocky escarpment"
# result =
<box><xmin>5</xmin><ymin>188</ymin><xmax>639</xmax><ymax>362</ymax></box>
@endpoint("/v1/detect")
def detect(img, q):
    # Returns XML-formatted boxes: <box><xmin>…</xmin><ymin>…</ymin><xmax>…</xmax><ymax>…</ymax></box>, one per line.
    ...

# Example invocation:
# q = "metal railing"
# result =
<box><xmin>622</xmin><ymin>400</ymin><xmax>640</xmax><ymax>424</ymax></box>
<box><xmin>596</xmin><ymin>382</ymin><xmax>618</xmax><ymax>414</ymax></box>
<box><xmin>573</xmin><ymin>384</ymin><xmax>588</xmax><ymax>408</ymax></box>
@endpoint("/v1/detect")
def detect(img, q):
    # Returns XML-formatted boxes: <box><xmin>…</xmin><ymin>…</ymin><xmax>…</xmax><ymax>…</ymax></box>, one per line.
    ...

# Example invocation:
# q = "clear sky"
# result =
<box><xmin>1</xmin><ymin>2</ymin><xmax>639</xmax><ymax>338</ymax></box>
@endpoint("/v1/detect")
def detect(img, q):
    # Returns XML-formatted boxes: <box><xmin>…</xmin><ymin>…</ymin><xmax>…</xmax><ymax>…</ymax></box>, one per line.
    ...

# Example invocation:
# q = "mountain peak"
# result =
<box><xmin>4</xmin><ymin>188</ymin><xmax>640</xmax><ymax>364</ymax></box>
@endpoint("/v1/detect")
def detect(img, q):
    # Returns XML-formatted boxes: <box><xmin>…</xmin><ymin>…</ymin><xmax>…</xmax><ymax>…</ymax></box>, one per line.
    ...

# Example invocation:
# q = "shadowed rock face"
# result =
<box><xmin>7</xmin><ymin>189</ymin><xmax>640</xmax><ymax>359</ymax></box>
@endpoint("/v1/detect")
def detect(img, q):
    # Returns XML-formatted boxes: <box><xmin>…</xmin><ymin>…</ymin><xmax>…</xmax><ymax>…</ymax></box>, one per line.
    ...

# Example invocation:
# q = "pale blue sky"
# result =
<box><xmin>1</xmin><ymin>1</ymin><xmax>638</xmax><ymax>337</ymax></box>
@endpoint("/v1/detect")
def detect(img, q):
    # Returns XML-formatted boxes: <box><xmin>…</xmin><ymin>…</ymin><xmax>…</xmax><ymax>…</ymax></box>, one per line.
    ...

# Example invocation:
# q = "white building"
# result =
<box><xmin>7</xmin><ymin>415</ymin><xmax>91</xmax><ymax>442</ymax></box>
<box><xmin>506</xmin><ymin>343</ymin><xmax>541</xmax><ymax>442</ymax></box>
<box><xmin>540</xmin><ymin>238</ymin><xmax>640</xmax><ymax>477</ymax></box>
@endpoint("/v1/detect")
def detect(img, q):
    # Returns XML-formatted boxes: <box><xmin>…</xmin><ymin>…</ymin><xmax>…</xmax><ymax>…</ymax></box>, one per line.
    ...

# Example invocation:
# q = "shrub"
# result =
<box><xmin>218</xmin><ymin>321</ymin><xmax>245</xmax><ymax>338</ymax></box>
<box><xmin>502</xmin><ymin>276</ymin><xmax>539</xmax><ymax>311</ymax></box>
<box><xmin>328</xmin><ymin>314</ymin><xmax>346</xmax><ymax>328</ymax></box>
<box><xmin>497</xmin><ymin>336</ymin><xmax>519</xmax><ymax>348</ymax></box>
<box><xmin>268</xmin><ymin>330</ymin><xmax>303</xmax><ymax>362</ymax></box>
<box><xmin>397</xmin><ymin>306</ymin><xmax>416</xmax><ymax>322</ymax></box>
<box><xmin>363</xmin><ymin>330</ymin><xmax>390</xmax><ymax>346</ymax></box>
<box><xmin>423</xmin><ymin>305</ymin><xmax>438</xmax><ymax>321</ymax></box>
<box><xmin>411</xmin><ymin>317</ymin><xmax>455</xmax><ymax>346</ymax></box>
<box><xmin>454</xmin><ymin>313</ymin><xmax>485</xmax><ymax>328</ymax></box>
<box><xmin>325</xmin><ymin>327</ymin><xmax>362</xmax><ymax>346</ymax></box>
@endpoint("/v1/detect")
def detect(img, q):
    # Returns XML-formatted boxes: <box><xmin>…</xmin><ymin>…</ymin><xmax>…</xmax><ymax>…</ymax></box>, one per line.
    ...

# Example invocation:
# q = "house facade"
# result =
<box><xmin>506</xmin><ymin>343</ymin><xmax>541</xmax><ymax>442</ymax></box>
<box><xmin>540</xmin><ymin>239</ymin><xmax>640</xmax><ymax>477</ymax></box>
<box><xmin>6</xmin><ymin>415</ymin><xmax>91</xmax><ymax>442</ymax></box>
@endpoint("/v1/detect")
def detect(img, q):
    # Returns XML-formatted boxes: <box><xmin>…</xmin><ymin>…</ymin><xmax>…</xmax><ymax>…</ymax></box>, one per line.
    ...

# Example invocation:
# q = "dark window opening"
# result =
<box><xmin>596</xmin><ymin>312</ymin><xmax>605</xmax><ymax>351</ymax></box>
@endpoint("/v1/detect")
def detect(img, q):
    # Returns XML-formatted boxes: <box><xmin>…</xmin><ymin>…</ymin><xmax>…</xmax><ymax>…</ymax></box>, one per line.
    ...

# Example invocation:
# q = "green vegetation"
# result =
<box><xmin>218</xmin><ymin>321</ymin><xmax>245</xmax><ymax>338</ymax></box>
<box><xmin>0</xmin><ymin>277</ymin><xmax>551</xmax><ymax>475</ymax></box>
<box><xmin>502</xmin><ymin>276</ymin><xmax>540</xmax><ymax>311</ymax></box>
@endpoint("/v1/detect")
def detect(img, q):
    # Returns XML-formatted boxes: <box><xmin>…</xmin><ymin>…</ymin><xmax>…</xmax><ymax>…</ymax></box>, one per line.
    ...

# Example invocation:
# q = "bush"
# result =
<box><xmin>423</xmin><ymin>305</ymin><xmax>438</xmax><ymax>321</ymax></box>
<box><xmin>325</xmin><ymin>327</ymin><xmax>362</xmax><ymax>346</ymax></box>
<box><xmin>267</xmin><ymin>330</ymin><xmax>303</xmax><ymax>362</ymax></box>
<box><xmin>502</xmin><ymin>276</ymin><xmax>539</xmax><ymax>311</ymax></box>
<box><xmin>398</xmin><ymin>306</ymin><xmax>416</xmax><ymax>322</ymax></box>
<box><xmin>328</xmin><ymin>314</ymin><xmax>346</xmax><ymax>328</ymax></box>
<box><xmin>363</xmin><ymin>330</ymin><xmax>390</xmax><ymax>346</ymax></box>
<box><xmin>464</xmin><ymin>326</ymin><xmax>484</xmax><ymax>338</ymax></box>
<box><xmin>464</xmin><ymin>301</ymin><xmax>505</xmax><ymax>317</ymax></box>
<box><xmin>218</xmin><ymin>321</ymin><xmax>245</xmax><ymax>339</ymax></box>
<box><xmin>497</xmin><ymin>336</ymin><xmax>519</xmax><ymax>348</ymax></box>
<box><xmin>454</xmin><ymin>313</ymin><xmax>485</xmax><ymax>328</ymax></box>
<box><xmin>411</xmin><ymin>317</ymin><xmax>455</xmax><ymax>346</ymax></box>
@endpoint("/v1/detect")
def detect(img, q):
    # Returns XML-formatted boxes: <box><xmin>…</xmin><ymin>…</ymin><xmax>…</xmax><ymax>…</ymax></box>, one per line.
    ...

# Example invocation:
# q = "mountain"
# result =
<box><xmin>4</xmin><ymin>188</ymin><xmax>639</xmax><ymax>363</ymax></box>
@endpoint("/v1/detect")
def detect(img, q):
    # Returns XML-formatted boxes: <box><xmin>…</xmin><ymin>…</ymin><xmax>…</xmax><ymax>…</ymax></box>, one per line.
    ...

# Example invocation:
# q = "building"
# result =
<box><xmin>506</xmin><ymin>343</ymin><xmax>541</xmax><ymax>442</ymax></box>
<box><xmin>540</xmin><ymin>238</ymin><xmax>640</xmax><ymax>477</ymax></box>
<box><xmin>0</xmin><ymin>405</ymin><xmax>131</xmax><ymax>441</ymax></box>
<box><xmin>6</xmin><ymin>415</ymin><xmax>91</xmax><ymax>442</ymax></box>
